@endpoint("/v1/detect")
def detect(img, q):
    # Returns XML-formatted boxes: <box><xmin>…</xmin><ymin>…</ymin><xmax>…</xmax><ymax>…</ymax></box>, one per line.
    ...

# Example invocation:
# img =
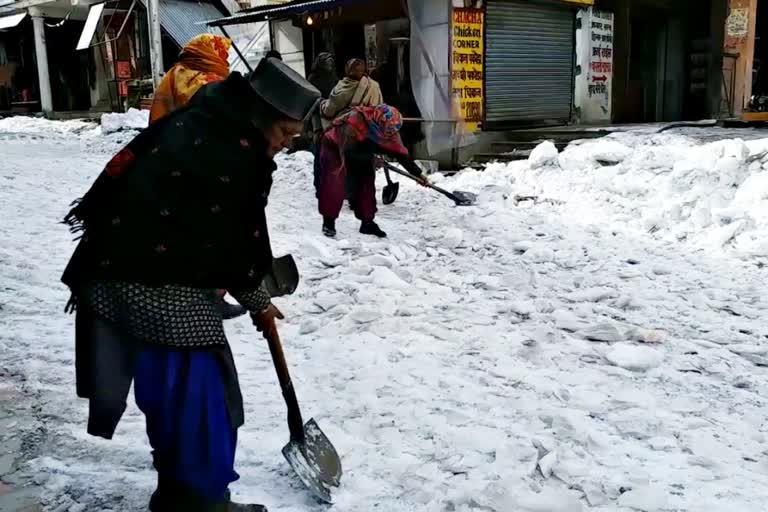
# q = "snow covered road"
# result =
<box><xmin>2</xmin><ymin>118</ymin><xmax>768</xmax><ymax>512</ymax></box>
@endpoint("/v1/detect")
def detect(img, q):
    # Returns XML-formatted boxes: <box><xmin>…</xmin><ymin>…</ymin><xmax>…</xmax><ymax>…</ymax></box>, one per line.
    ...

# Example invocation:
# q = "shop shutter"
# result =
<box><xmin>485</xmin><ymin>0</ymin><xmax>575</xmax><ymax>125</ymax></box>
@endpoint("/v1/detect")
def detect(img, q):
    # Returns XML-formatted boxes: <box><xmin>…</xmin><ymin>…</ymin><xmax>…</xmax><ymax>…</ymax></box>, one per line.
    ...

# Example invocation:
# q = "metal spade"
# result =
<box><xmin>266</xmin><ymin>329</ymin><xmax>342</xmax><ymax>503</ymax></box>
<box><xmin>382</xmin><ymin>163</ymin><xmax>400</xmax><ymax>205</ymax></box>
<box><xmin>260</xmin><ymin>254</ymin><xmax>342</xmax><ymax>503</ymax></box>
<box><xmin>381</xmin><ymin>161</ymin><xmax>477</xmax><ymax>206</ymax></box>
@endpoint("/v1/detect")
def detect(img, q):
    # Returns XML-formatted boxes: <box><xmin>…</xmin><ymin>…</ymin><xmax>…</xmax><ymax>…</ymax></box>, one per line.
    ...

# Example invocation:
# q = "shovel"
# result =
<box><xmin>381</xmin><ymin>161</ymin><xmax>477</xmax><ymax>206</ymax></box>
<box><xmin>266</xmin><ymin>329</ymin><xmax>342</xmax><ymax>503</ymax></box>
<box><xmin>382</xmin><ymin>163</ymin><xmax>399</xmax><ymax>205</ymax></box>
<box><xmin>260</xmin><ymin>254</ymin><xmax>342</xmax><ymax>503</ymax></box>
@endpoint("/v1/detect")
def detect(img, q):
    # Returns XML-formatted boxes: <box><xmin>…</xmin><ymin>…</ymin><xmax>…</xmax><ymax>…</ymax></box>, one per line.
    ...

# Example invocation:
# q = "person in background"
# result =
<box><xmin>307</xmin><ymin>52</ymin><xmax>338</xmax><ymax>99</ymax></box>
<box><xmin>149</xmin><ymin>33</ymin><xmax>232</xmax><ymax>123</ymax></box>
<box><xmin>307</xmin><ymin>52</ymin><xmax>339</xmax><ymax>196</ymax></box>
<box><xmin>319</xmin><ymin>58</ymin><xmax>384</xmax><ymax>210</ymax></box>
<box><xmin>370</xmin><ymin>44</ymin><xmax>425</xmax><ymax>149</ymax></box>
<box><xmin>320</xmin><ymin>58</ymin><xmax>383</xmax><ymax>124</ymax></box>
<box><xmin>149</xmin><ymin>33</ymin><xmax>246</xmax><ymax>320</ymax></box>
<box><xmin>316</xmin><ymin>104</ymin><xmax>428</xmax><ymax>238</ymax></box>
<box><xmin>62</xmin><ymin>57</ymin><xmax>321</xmax><ymax>512</ymax></box>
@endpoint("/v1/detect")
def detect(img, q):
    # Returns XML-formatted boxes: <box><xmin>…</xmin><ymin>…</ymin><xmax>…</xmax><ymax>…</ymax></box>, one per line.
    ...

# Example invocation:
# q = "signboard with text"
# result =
<box><xmin>451</xmin><ymin>8</ymin><xmax>484</xmax><ymax>132</ymax></box>
<box><xmin>574</xmin><ymin>8</ymin><xmax>613</xmax><ymax>122</ymax></box>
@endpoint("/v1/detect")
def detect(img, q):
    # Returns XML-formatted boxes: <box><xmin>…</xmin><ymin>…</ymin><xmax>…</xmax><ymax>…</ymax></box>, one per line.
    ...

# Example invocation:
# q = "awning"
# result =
<box><xmin>206</xmin><ymin>0</ymin><xmax>369</xmax><ymax>27</ymax></box>
<box><xmin>159</xmin><ymin>0</ymin><xmax>226</xmax><ymax>46</ymax></box>
<box><xmin>0</xmin><ymin>12</ymin><xmax>26</xmax><ymax>30</ymax></box>
<box><xmin>139</xmin><ymin>0</ymin><xmax>226</xmax><ymax>47</ymax></box>
<box><xmin>76</xmin><ymin>3</ymin><xmax>105</xmax><ymax>50</ymax></box>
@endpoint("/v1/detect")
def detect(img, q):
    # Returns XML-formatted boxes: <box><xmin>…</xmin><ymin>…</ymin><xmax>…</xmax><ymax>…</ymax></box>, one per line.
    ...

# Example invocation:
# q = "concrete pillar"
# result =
<box><xmin>30</xmin><ymin>10</ymin><xmax>53</xmax><ymax>113</ymax></box>
<box><xmin>722</xmin><ymin>0</ymin><xmax>759</xmax><ymax>115</ymax></box>
<box><xmin>708</xmin><ymin>0</ymin><xmax>728</xmax><ymax>117</ymax></box>
<box><xmin>147</xmin><ymin>0</ymin><xmax>164</xmax><ymax>87</ymax></box>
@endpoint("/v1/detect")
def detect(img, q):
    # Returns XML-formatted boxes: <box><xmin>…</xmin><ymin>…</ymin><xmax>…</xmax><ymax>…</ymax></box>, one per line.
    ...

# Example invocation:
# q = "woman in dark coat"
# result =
<box><xmin>61</xmin><ymin>58</ymin><xmax>320</xmax><ymax>512</ymax></box>
<box><xmin>317</xmin><ymin>104</ymin><xmax>428</xmax><ymax>238</ymax></box>
<box><xmin>307</xmin><ymin>52</ymin><xmax>339</xmax><ymax>193</ymax></box>
<box><xmin>307</xmin><ymin>52</ymin><xmax>338</xmax><ymax>99</ymax></box>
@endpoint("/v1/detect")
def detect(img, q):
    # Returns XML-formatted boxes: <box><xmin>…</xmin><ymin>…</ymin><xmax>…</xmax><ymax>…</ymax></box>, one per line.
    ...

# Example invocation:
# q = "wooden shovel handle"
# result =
<box><xmin>265</xmin><ymin>329</ymin><xmax>306</xmax><ymax>443</ymax></box>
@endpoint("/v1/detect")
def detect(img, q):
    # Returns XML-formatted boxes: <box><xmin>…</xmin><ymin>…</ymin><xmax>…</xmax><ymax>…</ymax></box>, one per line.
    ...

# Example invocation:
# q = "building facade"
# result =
<box><xmin>0</xmin><ymin>0</ymin><xmax>267</xmax><ymax>114</ymax></box>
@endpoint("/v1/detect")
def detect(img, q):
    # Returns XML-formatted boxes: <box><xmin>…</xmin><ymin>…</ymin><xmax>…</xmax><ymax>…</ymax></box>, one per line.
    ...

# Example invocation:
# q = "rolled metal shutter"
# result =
<box><xmin>485</xmin><ymin>0</ymin><xmax>575</xmax><ymax>124</ymax></box>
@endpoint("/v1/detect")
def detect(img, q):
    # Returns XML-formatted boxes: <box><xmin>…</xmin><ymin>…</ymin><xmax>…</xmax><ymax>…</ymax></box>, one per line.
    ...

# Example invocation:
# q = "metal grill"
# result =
<box><xmin>485</xmin><ymin>0</ymin><xmax>575</xmax><ymax>124</ymax></box>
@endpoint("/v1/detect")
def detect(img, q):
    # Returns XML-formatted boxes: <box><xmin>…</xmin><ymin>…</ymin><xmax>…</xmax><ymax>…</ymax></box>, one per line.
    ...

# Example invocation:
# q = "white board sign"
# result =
<box><xmin>574</xmin><ymin>8</ymin><xmax>614</xmax><ymax>123</ymax></box>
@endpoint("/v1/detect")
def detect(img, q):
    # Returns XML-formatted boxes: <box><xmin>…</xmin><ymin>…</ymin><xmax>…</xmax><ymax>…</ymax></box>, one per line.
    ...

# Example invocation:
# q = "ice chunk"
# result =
<box><xmin>538</xmin><ymin>450</ymin><xmax>558</xmax><ymax>478</ymax></box>
<box><xmin>617</xmin><ymin>486</ymin><xmax>668</xmax><ymax>511</ymax></box>
<box><xmin>371</xmin><ymin>266</ymin><xmax>410</xmax><ymax>290</ymax></box>
<box><xmin>606</xmin><ymin>344</ymin><xmax>664</xmax><ymax>371</ymax></box>
<box><xmin>100</xmin><ymin>108</ymin><xmax>149</xmax><ymax>133</ymax></box>
<box><xmin>444</xmin><ymin>227</ymin><xmax>464</xmax><ymax>248</ymax></box>
<box><xmin>590</xmin><ymin>140</ymin><xmax>632</xmax><ymax>164</ymax></box>
<box><xmin>529</xmin><ymin>141</ymin><xmax>559</xmax><ymax>168</ymax></box>
<box><xmin>566</xmin><ymin>287</ymin><xmax>618</xmax><ymax>303</ymax></box>
<box><xmin>348</xmin><ymin>309</ymin><xmax>381</xmax><ymax>324</ymax></box>
<box><xmin>577</xmin><ymin>323</ymin><xmax>625</xmax><ymax>342</ymax></box>
<box><xmin>626</xmin><ymin>327</ymin><xmax>666</xmax><ymax>343</ymax></box>
<box><xmin>299</xmin><ymin>320</ymin><xmax>320</xmax><ymax>335</ymax></box>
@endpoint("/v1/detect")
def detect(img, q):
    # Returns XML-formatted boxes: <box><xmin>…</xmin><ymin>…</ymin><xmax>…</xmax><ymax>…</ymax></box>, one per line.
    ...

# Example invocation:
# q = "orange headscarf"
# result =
<box><xmin>149</xmin><ymin>34</ymin><xmax>232</xmax><ymax>123</ymax></box>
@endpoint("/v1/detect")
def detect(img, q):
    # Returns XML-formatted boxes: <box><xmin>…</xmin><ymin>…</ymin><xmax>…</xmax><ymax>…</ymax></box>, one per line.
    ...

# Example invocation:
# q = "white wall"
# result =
<box><xmin>272</xmin><ymin>19</ymin><xmax>304</xmax><ymax>77</ymax></box>
<box><xmin>409</xmin><ymin>0</ymin><xmax>453</xmax><ymax>155</ymax></box>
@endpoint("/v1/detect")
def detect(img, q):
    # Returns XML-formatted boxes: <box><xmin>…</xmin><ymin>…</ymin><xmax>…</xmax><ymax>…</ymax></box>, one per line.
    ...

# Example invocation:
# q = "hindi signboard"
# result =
<box><xmin>451</xmin><ymin>7</ymin><xmax>484</xmax><ymax>132</ymax></box>
<box><xmin>575</xmin><ymin>7</ymin><xmax>613</xmax><ymax>122</ymax></box>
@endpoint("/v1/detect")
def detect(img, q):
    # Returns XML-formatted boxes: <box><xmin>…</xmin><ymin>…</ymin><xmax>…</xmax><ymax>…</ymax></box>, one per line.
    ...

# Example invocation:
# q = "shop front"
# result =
<box><xmin>484</xmin><ymin>0</ymin><xmax>587</xmax><ymax>128</ymax></box>
<box><xmin>209</xmin><ymin>0</ymin><xmax>596</xmax><ymax>164</ymax></box>
<box><xmin>721</xmin><ymin>0</ymin><xmax>768</xmax><ymax>120</ymax></box>
<box><xmin>588</xmin><ymin>0</ymin><xmax>729</xmax><ymax>123</ymax></box>
<box><xmin>0</xmin><ymin>14</ymin><xmax>38</xmax><ymax>113</ymax></box>
<box><xmin>0</xmin><ymin>0</ymin><xmax>241</xmax><ymax>114</ymax></box>
<box><xmin>210</xmin><ymin>0</ymin><xmax>429</xmax><ymax>149</ymax></box>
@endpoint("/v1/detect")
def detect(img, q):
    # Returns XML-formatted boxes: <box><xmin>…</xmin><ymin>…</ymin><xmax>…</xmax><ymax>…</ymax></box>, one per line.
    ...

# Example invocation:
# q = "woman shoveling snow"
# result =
<box><xmin>60</xmin><ymin>58</ymin><xmax>321</xmax><ymax>512</ymax></box>
<box><xmin>316</xmin><ymin>104</ymin><xmax>429</xmax><ymax>238</ymax></box>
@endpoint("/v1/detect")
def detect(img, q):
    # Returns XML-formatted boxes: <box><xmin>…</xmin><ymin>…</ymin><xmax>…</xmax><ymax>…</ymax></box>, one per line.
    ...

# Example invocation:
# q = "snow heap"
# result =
<box><xmin>100</xmin><ymin>108</ymin><xmax>149</xmax><ymax>134</ymax></box>
<box><xmin>0</xmin><ymin>115</ymin><xmax>95</xmax><ymax>136</ymax></box>
<box><xmin>3</xmin><ymin>120</ymin><xmax>768</xmax><ymax>512</ymax></box>
<box><xmin>481</xmin><ymin>133</ymin><xmax>768</xmax><ymax>259</ymax></box>
<box><xmin>528</xmin><ymin>140</ymin><xmax>560</xmax><ymax>169</ymax></box>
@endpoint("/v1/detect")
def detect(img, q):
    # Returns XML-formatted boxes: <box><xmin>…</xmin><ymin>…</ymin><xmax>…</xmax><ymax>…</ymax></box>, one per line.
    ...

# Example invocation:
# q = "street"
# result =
<box><xmin>1</xmin><ymin>117</ymin><xmax>768</xmax><ymax>511</ymax></box>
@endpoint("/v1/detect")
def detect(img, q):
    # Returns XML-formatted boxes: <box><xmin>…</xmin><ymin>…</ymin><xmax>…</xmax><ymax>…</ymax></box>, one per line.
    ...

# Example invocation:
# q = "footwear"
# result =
<box><xmin>360</xmin><ymin>221</ymin><xmax>386</xmax><ymax>238</ymax></box>
<box><xmin>149</xmin><ymin>480</ymin><xmax>269</xmax><ymax>511</ymax></box>
<box><xmin>322</xmin><ymin>217</ymin><xmax>336</xmax><ymax>238</ymax></box>
<box><xmin>227</xmin><ymin>501</ymin><xmax>268</xmax><ymax>511</ymax></box>
<box><xmin>225</xmin><ymin>492</ymin><xmax>268</xmax><ymax>512</ymax></box>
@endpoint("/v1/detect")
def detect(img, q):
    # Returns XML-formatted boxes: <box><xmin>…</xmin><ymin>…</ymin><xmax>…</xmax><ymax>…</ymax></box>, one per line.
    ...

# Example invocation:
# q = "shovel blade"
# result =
<box><xmin>383</xmin><ymin>182</ymin><xmax>400</xmax><ymax>205</ymax></box>
<box><xmin>452</xmin><ymin>190</ymin><xmax>477</xmax><ymax>206</ymax></box>
<box><xmin>282</xmin><ymin>418</ymin><xmax>342</xmax><ymax>504</ymax></box>
<box><xmin>262</xmin><ymin>254</ymin><xmax>300</xmax><ymax>298</ymax></box>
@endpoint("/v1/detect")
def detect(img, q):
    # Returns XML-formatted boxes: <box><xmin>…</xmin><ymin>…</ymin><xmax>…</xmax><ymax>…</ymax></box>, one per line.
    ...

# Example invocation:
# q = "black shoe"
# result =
<box><xmin>360</xmin><ymin>221</ymin><xmax>387</xmax><ymax>238</ymax></box>
<box><xmin>150</xmin><ymin>480</ymin><xmax>269</xmax><ymax>512</ymax></box>
<box><xmin>224</xmin><ymin>492</ymin><xmax>268</xmax><ymax>512</ymax></box>
<box><xmin>322</xmin><ymin>217</ymin><xmax>336</xmax><ymax>238</ymax></box>
<box><xmin>227</xmin><ymin>502</ymin><xmax>268</xmax><ymax>512</ymax></box>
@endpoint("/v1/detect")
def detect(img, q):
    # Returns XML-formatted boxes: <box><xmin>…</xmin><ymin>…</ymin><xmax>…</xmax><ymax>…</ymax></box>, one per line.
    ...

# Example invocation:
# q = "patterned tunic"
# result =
<box><xmin>82</xmin><ymin>281</ymin><xmax>270</xmax><ymax>347</ymax></box>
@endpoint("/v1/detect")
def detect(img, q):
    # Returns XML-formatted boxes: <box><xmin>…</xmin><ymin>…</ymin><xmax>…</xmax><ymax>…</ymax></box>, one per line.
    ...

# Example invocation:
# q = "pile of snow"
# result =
<box><xmin>528</xmin><ymin>140</ymin><xmax>559</xmax><ymax>168</ymax></box>
<box><xmin>0</xmin><ymin>115</ymin><xmax>95</xmax><ymax>136</ymax></box>
<box><xmin>4</xmin><ymin>118</ymin><xmax>768</xmax><ymax>512</ymax></box>
<box><xmin>100</xmin><ymin>108</ymin><xmax>149</xmax><ymax>134</ymax></box>
<box><xmin>478</xmin><ymin>133</ymin><xmax>768</xmax><ymax>259</ymax></box>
